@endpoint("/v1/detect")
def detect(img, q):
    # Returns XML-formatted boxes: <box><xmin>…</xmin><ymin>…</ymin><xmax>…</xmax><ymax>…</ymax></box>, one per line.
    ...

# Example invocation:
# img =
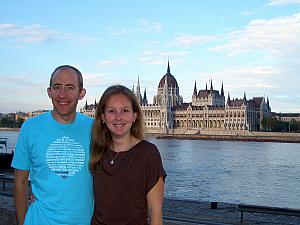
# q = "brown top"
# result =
<box><xmin>91</xmin><ymin>140</ymin><xmax>166</xmax><ymax>225</ymax></box>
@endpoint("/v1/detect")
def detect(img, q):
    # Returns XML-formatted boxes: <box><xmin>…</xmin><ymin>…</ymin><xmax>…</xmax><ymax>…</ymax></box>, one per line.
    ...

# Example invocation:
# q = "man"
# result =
<box><xmin>12</xmin><ymin>65</ymin><xmax>94</xmax><ymax>225</ymax></box>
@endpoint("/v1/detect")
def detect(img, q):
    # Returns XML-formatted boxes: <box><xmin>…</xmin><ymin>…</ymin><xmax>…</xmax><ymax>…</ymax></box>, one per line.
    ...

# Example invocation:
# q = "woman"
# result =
<box><xmin>90</xmin><ymin>85</ymin><xmax>166</xmax><ymax>225</ymax></box>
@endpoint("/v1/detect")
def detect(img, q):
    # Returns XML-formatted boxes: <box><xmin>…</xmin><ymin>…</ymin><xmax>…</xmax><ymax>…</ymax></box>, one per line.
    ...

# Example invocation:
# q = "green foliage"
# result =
<box><xmin>0</xmin><ymin>117</ymin><xmax>24</xmax><ymax>128</ymax></box>
<box><xmin>261</xmin><ymin>117</ymin><xmax>300</xmax><ymax>132</ymax></box>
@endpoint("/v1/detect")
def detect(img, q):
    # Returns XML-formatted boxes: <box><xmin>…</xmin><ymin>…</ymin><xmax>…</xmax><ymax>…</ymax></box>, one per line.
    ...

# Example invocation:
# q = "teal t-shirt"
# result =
<box><xmin>12</xmin><ymin>111</ymin><xmax>94</xmax><ymax>225</ymax></box>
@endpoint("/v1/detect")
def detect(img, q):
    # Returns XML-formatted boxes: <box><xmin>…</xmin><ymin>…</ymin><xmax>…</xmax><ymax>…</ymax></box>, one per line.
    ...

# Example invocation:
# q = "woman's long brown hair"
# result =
<box><xmin>89</xmin><ymin>85</ymin><xmax>145</xmax><ymax>172</ymax></box>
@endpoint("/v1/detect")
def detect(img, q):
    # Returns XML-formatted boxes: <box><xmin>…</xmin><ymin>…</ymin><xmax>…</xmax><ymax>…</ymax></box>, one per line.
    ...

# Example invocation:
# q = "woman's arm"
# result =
<box><xmin>147</xmin><ymin>177</ymin><xmax>164</xmax><ymax>225</ymax></box>
<box><xmin>14</xmin><ymin>169</ymin><xmax>29</xmax><ymax>225</ymax></box>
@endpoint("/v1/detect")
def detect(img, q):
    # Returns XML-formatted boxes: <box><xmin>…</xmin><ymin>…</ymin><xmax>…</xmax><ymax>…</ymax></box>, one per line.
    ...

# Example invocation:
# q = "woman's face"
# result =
<box><xmin>101</xmin><ymin>93</ymin><xmax>137</xmax><ymax>139</ymax></box>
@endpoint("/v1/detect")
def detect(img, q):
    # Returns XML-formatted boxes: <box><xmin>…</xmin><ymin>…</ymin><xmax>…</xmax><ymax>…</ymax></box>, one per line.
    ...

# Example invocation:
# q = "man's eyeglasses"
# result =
<box><xmin>51</xmin><ymin>84</ymin><xmax>78</xmax><ymax>94</ymax></box>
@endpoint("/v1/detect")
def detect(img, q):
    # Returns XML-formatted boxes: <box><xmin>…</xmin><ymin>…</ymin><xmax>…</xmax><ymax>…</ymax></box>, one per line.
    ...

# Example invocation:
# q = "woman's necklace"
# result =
<box><xmin>109</xmin><ymin>137</ymin><xmax>139</xmax><ymax>165</ymax></box>
<box><xmin>110</xmin><ymin>151</ymin><xmax>120</xmax><ymax>165</ymax></box>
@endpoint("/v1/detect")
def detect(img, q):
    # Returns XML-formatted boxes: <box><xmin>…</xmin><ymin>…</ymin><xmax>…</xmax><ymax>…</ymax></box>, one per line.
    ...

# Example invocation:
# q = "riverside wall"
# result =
<box><xmin>147</xmin><ymin>129</ymin><xmax>300</xmax><ymax>143</ymax></box>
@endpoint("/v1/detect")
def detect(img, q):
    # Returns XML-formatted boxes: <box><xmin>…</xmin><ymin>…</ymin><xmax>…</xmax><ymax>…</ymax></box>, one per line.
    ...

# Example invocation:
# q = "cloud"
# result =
<box><xmin>140</xmin><ymin>51</ymin><xmax>188</xmax><ymax>65</ymax></box>
<box><xmin>96</xmin><ymin>58</ymin><xmax>127</xmax><ymax>67</ymax></box>
<box><xmin>267</xmin><ymin>0</ymin><xmax>300</xmax><ymax>6</ymax></box>
<box><xmin>107</xmin><ymin>19</ymin><xmax>163</xmax><ymax>36</ymax></box>
<box><xmin>0</xmin><ymin>23</ymin><xmax>94</xmax><ymax>44</ymax></box>
<box><xmin>211</xmin><ymin>12</ymin><xmax>300</xmax><ymax>58</ymax></box>
<box><xmin>138</xmin><ymin>18</ymin><xmax>163</xmax><ymax>33</ymax></box>
<box><xmin>0</xmin><ymin>74</ymin><xmax>50</xmax><ymax>112</ymax></box>
<box><xmin>170</xmin><ymin>34</ymin><xmax>218</xmax><ymax>48</ymax></box>
<box><xmin>193</xmin><ymin>66</ymin><xmax>281</xmax><ymax>97</ymax></box>
<box><xmin>85</xmin><ymin>72</ymin><xmax>110</xmax><ymax>87</ymax></box>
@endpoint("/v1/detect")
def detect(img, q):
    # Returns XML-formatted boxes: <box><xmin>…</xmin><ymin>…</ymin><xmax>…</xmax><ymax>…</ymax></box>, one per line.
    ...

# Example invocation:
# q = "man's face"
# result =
<box><xmin>47</xmin><ymin>68</ymin><xmax>86</xmax><ymax>123</ymax></box>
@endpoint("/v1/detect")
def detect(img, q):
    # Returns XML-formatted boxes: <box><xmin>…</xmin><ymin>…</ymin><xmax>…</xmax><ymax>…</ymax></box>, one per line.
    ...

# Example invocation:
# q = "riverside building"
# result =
<box><xmin>81</xmin><ymin>61</ymin><xmax>271</xmax><ymax>134</ymax></box>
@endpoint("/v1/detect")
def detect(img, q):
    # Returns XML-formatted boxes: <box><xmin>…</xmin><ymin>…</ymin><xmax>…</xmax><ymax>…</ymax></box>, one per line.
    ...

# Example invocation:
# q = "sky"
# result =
<box><xmin>1</xmin><ymin>0</ymin><xmax>300</xmax><ymax>113</ymax></box>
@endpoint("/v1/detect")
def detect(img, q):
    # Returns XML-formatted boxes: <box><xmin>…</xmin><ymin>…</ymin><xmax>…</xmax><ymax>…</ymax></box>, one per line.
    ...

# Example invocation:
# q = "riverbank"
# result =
<box><xmin>0</xmin><ymin>128</ymin><xmax>20</xmax><ymax>132</ymax></box>
<box><xmin>154</xmin><ymin>131</ymin><xmax>300</xmax><ymax>143</ymax></box>
<box><xmin>2</xmin><ymin>128</ymin><xmax>300</xmax><ymax>143</ymax></box>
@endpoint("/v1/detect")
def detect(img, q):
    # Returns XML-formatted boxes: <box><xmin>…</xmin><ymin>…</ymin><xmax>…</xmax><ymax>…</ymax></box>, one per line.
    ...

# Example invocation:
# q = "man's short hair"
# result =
<box><xmin>50</xmin><ymin>65</ymin><xmax>83</xmax><ymax>88</ymax></box>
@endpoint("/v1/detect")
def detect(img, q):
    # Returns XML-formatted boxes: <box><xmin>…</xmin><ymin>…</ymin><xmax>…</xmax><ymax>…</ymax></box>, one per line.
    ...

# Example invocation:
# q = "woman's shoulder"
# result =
<box><xmin>139</xmin><ymin>139</ymin><xmax>157</xmax><ymax>149</ymax></box>
<box><xmin>137</xmin><ymin>140</ymin><xmax>160</xmax><ymax>155</ymax></box>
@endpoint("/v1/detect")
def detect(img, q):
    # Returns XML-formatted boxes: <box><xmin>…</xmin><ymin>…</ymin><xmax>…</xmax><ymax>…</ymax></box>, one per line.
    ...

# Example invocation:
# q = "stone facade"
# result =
<box><xmin>81</xmin><ymin>61</ymin><xmax>272</xmax><ymax>134</ymax></box>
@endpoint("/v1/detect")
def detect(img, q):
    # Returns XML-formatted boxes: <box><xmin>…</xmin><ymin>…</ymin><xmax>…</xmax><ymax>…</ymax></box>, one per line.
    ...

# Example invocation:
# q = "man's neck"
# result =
<box><xmin>51</xmin><ymin>111</ymin><xmax>77</xmax><ymax>124</ymax></box>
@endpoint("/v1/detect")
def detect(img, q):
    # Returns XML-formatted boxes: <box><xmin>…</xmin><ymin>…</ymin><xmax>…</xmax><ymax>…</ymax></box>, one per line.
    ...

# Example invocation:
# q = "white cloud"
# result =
<box><xmin>85</xmin><ymin>72</ymin><xmax>110</xmax><ymax>87</ymax></box>
<box><xmin>107</xmin><ymin>19</ymin><xmax>163</xmax><ymax>36</ymax></box>
<box><xmin>0</xmin><ymin>23</ymin><xmax>94</xmax><ymax>44</ymax></box>
<box><xmin>96</xmin><ymin>58</ymin><xmax>127</xmax><ymax>67</ymax></box>
<box><xmin>171</xmin><ymin>34</ymin><xmax>218</xmax><ymax>48</ymax></box>
<box><xmin>267</xmin><ymin>0</ymin><xmax>300</xmax><ymax>6</ymax></box>
<box><xmin>138</xmin><ymin>18</ymin><xmax>163</xmax><ymax>33</ymax></box>
<box><xmin>139</xmin><ymin>50</ymin><xmax>188</xmax><ymax>65</ymax></box>
<box><xmin>211</xmin><ymin>12</ymin><xmax>300</xmax><ymax>58</ymax></box>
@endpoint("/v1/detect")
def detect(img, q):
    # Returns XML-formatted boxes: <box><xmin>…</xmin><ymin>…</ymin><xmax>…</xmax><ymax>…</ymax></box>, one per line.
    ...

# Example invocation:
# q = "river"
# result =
<box><xmin>1</xmin><ymin>130</ymin><xmax>300</xmax><ymax>209</ymax></box>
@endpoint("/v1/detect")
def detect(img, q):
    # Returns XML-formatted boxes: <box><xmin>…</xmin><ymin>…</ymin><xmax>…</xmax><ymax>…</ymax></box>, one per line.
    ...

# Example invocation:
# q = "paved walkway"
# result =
<box><xmin>1</xmin><ymin>194</ymin><xmax>300</xmax><ymax>225</ymax></box>
<box><xmin>0</xmin><ymin>171</ymin><xmax>299</xmax><ymax>225</ymax></box>
<box><xmin>163</xmin><ymin>199</ymin><xmax>300</xmax><ymax>225</ymax></box>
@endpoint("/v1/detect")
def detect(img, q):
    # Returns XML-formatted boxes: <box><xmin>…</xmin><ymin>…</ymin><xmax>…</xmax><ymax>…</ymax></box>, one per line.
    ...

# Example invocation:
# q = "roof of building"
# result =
<box><xmin>158</xmin><ymin>61</ymin><xmax>178</xmax><ymax>88</ymax></box>
<box><xmin>227</xmin><ymin>99</ymin><xmax>246</xmax><ymax>107</ymax></box>
<box><xmin>252</xmin><ymin>97</ymin><xmax>264</xmax><ymax>106</ymax></box>
<box><xmin>197</xmin><ymin>89</ymin><xmax>220</xmax><ymax>98</ymax></box>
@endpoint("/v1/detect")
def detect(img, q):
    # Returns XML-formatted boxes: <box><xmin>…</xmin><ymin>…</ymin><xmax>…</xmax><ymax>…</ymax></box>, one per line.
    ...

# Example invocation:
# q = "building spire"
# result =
<box><xmin>85</xmin><ymin>99</ymin><xmax>88</xmax><ymax>110</ymax></box>
<box><xmin>143</xmin><ymin>86</ymin><xmax>148</xmax><ymax>105</ymax></box>
<box><xmin>135</xmin><ymin>75</ymin><xmax>142</xmax><ymax>104</ymax></box>
<box><xmin>221</xmin><ymin>81</ymin><xmax>224</xmax><ymax>96</ymax></box>
<box><xmin>193</xmin><ymin>80</ymin><xmax>197</xmax><ymax>95</ymax></box>
<box><xmin>167</xmin><ymin>59</ymin><xmax>170</xmax><ymax>74</ymax></box>
<box><xmin>243</xmin><ymin>91</ymin><xmax>247</xmax><ymax>101</ymax></box>
<box><xmin>227</xmin><ymin>92</ymin><xmax>231</xmax><ymax>104</ymax></box>
<box><xmin>210</xmin><ymin>78</ymin><xmax>213</xmax><ymax>91</ymax></box>
<box><xmin>136</xmin><ymin>74</ymin><xmax>141</xmax><ymax>95</ymax></box>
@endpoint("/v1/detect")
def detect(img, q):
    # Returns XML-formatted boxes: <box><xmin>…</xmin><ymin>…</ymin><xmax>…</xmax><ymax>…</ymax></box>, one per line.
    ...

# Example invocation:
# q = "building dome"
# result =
<box><xmin>158</xmin><ymin>74</ymin><xmax>178</xmax><ymax>88</ymax></box>
<box><xmin>158</xmin><ymin>61</ymin><xmax>178</xmax><ymax>88</ymax></box>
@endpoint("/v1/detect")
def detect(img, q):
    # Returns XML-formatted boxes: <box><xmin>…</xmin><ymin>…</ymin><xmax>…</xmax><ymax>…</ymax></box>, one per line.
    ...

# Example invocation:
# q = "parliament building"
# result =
<box><xmin>81</xmin><ymin>61</ymin><xmax>271</xmax><ymax>134</ymax></box>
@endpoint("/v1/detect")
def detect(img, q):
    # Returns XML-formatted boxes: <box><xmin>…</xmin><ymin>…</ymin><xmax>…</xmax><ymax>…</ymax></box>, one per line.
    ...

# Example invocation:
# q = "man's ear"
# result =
<box><xmin>47</xmin><ymin>87</ymin><xmax>52</xmax><ymax>98</ymax></box>
<box><xmin>79</xmin><ymin>88</ymin><xmax>86</xmax><ymax>100</ymax></box>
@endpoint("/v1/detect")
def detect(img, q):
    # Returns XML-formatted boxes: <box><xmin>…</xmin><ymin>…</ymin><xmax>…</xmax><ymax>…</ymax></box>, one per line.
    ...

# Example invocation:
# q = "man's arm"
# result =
<box><xmin>147</xmin><ymin>177</ymin><xmax>164</xmax><ymax>225</ymax></box>
<box><xmin>14</xmin><ymin>169</ymin><xmax>29</xmax><ymax>225</ymax></box>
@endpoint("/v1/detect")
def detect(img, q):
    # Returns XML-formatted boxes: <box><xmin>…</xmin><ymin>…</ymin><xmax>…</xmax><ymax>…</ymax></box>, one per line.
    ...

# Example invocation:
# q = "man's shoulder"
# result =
<box><xmin>77</xmin><ymin>113</ymin><xmax>94</xmax><ymax>122</ymax></box>
<box><xmin>22</xmin><ymin>111</ymin><xmax>50</xmax><ymax>127</ymax></box>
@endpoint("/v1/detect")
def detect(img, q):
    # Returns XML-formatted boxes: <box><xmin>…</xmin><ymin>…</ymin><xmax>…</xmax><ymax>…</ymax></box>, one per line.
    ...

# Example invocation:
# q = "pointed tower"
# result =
<box><xmin>193</xmin><ymin>80</ymin><xmax>197</xmax><ymax>96</ymax></box>
<box><xmin>210</xmin><ymin>78</ymin><xmax>213</xmax><ymax>92</ymax></box>
<box><xmin>267</xmin><ymin>96</ymin><xmax>271</xmax><ymax>115</ymax></box>
<box><xmin>94</xmin><ymin>99</ymin><xmax>97</xmax><ymax>109</ymax></box>
<box><xmin>85</xmin><ymin>99</ymin><xmax>88</xmax><ymax>110</ymax></box>
<box><xmin>227</xmin><ymin>92</ymin><xmax>231</xmax><ymax>105</ymax></box>
<box><xmin>243</xmin><ymin>92</ymin><xmax>247</xmax><ymax>101</ymax></box>
<box><xmin>221</xmin><ymin>82</ymin><xmax>224</xmax><ymax>96</ymax></box>
<box><xmin>142</xmin><ymin>87</ymin><xmax>148</xmax><ymax>105</ymax></box>
<box><xmin>135</xmin><ymin>75</ymin><xmax>142</xmax><ymax>104</ymax></box>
